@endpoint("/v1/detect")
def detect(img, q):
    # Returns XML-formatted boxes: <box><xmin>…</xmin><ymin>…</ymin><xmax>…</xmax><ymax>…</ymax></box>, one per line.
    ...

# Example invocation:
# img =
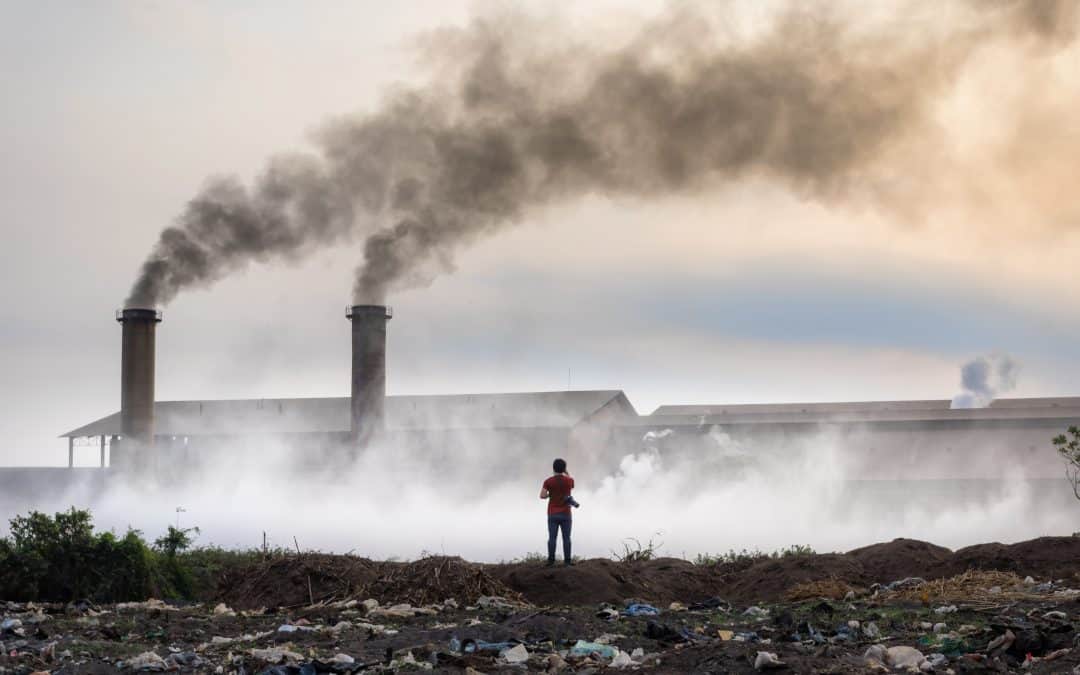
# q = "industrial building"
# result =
<box><xmin>6</xmin><ymin>304</ymin><xmax>1080</xmax><ymax>493</ymax></box>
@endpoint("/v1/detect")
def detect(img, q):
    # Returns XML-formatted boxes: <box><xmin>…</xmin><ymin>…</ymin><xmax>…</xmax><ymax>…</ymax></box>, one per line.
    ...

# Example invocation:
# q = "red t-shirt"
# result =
<box><xmin>543</xmin><ymin>474</ymin><xmax>575</xmax><ymax>516</ymax></box>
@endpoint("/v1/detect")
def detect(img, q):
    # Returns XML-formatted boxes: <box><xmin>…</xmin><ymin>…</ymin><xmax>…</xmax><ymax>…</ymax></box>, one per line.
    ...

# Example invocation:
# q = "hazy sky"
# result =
<box><xmin>3</xmin><ymin>0</ymin><xmax>1080</xmax><ymax>467</ymax></box>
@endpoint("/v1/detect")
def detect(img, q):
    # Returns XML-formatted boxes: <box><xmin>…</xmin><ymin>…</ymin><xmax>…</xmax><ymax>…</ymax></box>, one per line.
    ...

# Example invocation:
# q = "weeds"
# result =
<box><xmin>612</xmin><ymin>533</ymin><xmax>664</xmax><ymax>562</ymax></box>
<box><xmin>694</xmin><ymin>544</ymin><xmax>816</xmax><ymax>567</ymax></box>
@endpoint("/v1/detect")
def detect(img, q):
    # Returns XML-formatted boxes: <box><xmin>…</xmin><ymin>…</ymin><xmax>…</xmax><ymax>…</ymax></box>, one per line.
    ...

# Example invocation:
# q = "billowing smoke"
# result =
<box><xmin>950</xmin><ymin>353</ymin><xmax>1019</xmax><ymax>408</ymax></box>
<box><xmin>125</xmin><ymin>0</ymin><xmax>1079</xmax><ymax>307</ymax></box>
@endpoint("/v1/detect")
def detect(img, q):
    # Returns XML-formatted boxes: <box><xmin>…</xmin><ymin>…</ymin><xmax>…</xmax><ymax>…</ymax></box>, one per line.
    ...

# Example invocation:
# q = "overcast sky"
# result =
<box><xmin>3</xmin><ymin>0</ymin><xmax>1080</xmax><ymax>467</ymax></box>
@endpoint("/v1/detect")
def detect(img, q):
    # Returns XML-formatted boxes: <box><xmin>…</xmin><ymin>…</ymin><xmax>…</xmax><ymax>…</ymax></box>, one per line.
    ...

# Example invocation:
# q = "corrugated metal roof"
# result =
<box><xmin>642</xmin><ymin>396</ymin><xmax>1080</xmax><ymax>426</ymax></box>
<box><xmin>61</xmin><ymin>390</ymin><xmax>632</xmax><ymax>438</ymax></box>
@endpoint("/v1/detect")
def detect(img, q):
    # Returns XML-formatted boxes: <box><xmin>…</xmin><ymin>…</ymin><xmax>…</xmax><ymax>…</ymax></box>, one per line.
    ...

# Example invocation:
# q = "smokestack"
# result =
<box><xmin>116</xmin><ymin>308</ymin><xmax>161</xmax><ymax>470</ymax></box>
<box><xmin>346</xmin><ymin>304</ymin><xmax>391</xmax><ymax>447</ymax></box>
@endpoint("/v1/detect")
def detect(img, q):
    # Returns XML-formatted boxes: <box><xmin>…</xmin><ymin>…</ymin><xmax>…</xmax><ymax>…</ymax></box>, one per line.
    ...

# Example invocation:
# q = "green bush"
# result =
<box><xmin>0</xmin><ymin>508</ymin><xmax>263</xmax><ymax>603</ymax></box>
<box><xmin>0</xmin><ymin>508</ymin><xmax>158</xmax><ymax>602</ymax></box>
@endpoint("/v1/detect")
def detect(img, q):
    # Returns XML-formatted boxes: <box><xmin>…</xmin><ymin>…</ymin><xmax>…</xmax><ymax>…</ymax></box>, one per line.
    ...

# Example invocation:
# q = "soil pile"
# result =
<box><xmin>946</xmin><ymin>536</ymin><xmax>1080</xmax><ymax>582</ymax></box>
<box><xmin>373</xmin><ymin>556</ymin><xmax>521</xmax><ymax>606</ymax></box>
<box><xmin>218</xmin><ymin>555</ymin><xmax>521</xmax><ymax>609</ymax></box>
<box><xmin>492</xmin><ymin>557</ymin><xmax>718</xmax><ymax>606</ymax></box>
<box><xmin>217</xmin><ymin>553</ymin><xmax>379</xmax><ymax>609</ymax></box>
<box><xmin>847</xmin><ymin>538</ymin><xmax>953</xmax><ymax>581</ymax></box>
<box><xmin>214</xmin><ymin>536</ymin><xmax>1080</xmax><ymax>609</ymax></box>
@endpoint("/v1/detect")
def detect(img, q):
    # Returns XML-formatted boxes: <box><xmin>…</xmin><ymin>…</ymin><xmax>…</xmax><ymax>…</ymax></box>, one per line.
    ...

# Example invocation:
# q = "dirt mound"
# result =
<box><xmin>373</xmin><ymin>556</ymin><xmax>522</xmax><ymax>606</ymax></box>
<box><xmin>215</xmin><ymin>536</ymin><xmax>1080</xmax><ymax>609</ymax></box>
<box><xmin>492</xmin><ymin>557</ymin><xmax>719</xmax><ymax>607</ymax></box>
<box><xmin>847</xmin><ymin>538</ymin><xmax>953</xmax><ymax>583</ymax></box>
<box><xmin>948</xmin><ymin>536</ymin><xmax>1080</xmax><ymax>582</ymax></box>
<box><xmin>783</xmin><ymin>579</ymin><xmax>859</xmax><ymax>601</ymax></box>
<box><xmin>721</xmin><ymin>553</ymin><xmax>865</xmax><ymax>603</ymax></box>
<box><xmin>217</xmin><ymin>553</ymin><xmax>379</xmax><ymax>610</ymax></box>
<box><xmin>218</xmin><ymin>555</ymin><xmax>523</xmax><ymax>609</ymax></box>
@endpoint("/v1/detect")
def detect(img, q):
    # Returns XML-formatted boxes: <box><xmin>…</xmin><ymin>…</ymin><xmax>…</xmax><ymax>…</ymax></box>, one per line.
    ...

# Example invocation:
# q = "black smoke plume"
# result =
<box><xmin>125</xmin><ymin>1</ymin><xmax>1078</xmax><ymax>307</ymax></box>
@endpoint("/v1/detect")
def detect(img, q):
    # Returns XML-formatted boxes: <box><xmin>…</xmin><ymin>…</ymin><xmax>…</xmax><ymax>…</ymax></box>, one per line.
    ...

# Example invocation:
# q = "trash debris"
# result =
<box><xmin>932</xmin><ymin>622</ymin><xmax>948</xmax><ymax>634</ymax></box>
<box><xmin>596</xmin><ymin>607</ymin><xmax>621</xmax><ymax>621</ymax></box>
<box><xmin>212</xmin><ymin>603</ymin><xmax>235</xmax><ymax>616</ymax></box>
<box><xmin>611</xmin><ymin>650</ymin><xmax>634</xmax><ymax>668</ymax></box>
<box><xmin>933</xmin><ymin>605</ymin><xmax>957</xmax><ymax>614</ymax></box>
<box><xmin>754</xmin><ymin>651</ymin><xmax>786</xmax><ymax>670</ymax></box>
<box><xmin>126</xmin><ymin>651</ymin><xmax>168</xmax><ymax>671</ymax></box>
<box><xmin>865</xmin><ymin>645</ymin><xmax>931</xmax><ymax>671</ymax></box>
<box><xmin>477</xmin><ymin>596</ymin><xmax>522</xmax><ymax>611</ymax></box>
<box><xmin>502</xmin><ymin>644</ymin><xmax>529</xmax><ymax>664</ymax></box>
<box><xmin>623</xmin><ymin>603</ymin><xmax>660</xmax><ymax>617</ymax></box>
<box><xmin>668</xmin><ymin>601</ymin><xmax>687</xmax><ymax>612</ymax></box>
<box><xmin>743</xmin><ymin>606</ymin><xmax>769</xmax><ymax>618</ymax></box>
<box><xmin>987</xmin><ymin>629</ymin><xmax>1016</xmax><ymax>654</ymax></box>
<box><xmin>688</xmin><ymin>597</ymin><xmax>731</xmax><ymax>612</ymax></box>
<box><xmin>462</xmin><ymin>638</ymin><xmax>518</xmax><ymax>654</ymax></box>
<box><xmin>251</xmin><ymin>646</ymin><xmax>304</xmax><ymax>663</ymax></box>
<box><xmin>569</xmin><ymin>640</ymin><xmax>619</xmax><ymax>659</ymax></box>
<box><xmin>884</xmin><ymin>577</ymin><xmax>926</xmax><ymax>591</ymax></box>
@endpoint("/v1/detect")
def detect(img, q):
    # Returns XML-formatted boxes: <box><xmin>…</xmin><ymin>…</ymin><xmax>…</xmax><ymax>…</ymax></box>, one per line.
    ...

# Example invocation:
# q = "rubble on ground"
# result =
<box><xmin>1</xmin><ymin>537</ymin><xmax>1079</xmax><ymax>672</ymax></box>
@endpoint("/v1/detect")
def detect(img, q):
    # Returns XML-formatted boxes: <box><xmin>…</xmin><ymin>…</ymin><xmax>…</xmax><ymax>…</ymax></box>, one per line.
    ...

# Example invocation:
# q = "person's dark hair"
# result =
<box><xmin>553</xmin><ymin>458</ymin><xmax>567</xmax><ymax>473</ymax></box>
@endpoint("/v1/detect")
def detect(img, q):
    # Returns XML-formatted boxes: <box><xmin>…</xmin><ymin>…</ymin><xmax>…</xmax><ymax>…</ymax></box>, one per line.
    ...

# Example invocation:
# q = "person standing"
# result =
<box><xmin>540</xmin><ymin>458</ymin><xmax>575</xmax><ymax>566</ymax></box>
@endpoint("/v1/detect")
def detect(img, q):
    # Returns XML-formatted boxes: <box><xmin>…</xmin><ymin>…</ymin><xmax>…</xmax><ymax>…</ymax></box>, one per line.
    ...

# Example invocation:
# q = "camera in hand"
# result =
<box><xmin>565</xmin><ymin>495</ymin><xmax>581</xmax><ymax>508</ymax></box>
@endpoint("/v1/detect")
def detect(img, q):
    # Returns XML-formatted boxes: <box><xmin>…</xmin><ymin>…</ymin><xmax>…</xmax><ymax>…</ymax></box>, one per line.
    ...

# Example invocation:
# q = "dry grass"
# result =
<box><xmin>885</xmin><ymin>570</ymin><xmax>1028</xmax><ymax>603</ymax></box>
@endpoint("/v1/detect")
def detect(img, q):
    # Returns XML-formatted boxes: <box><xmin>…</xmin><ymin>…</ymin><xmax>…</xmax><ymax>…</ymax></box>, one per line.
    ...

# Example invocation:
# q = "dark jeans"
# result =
<box><xmin>547</xmin><ymin>514</ymin><xmax>572</xmax><ymax>563</ymax></box>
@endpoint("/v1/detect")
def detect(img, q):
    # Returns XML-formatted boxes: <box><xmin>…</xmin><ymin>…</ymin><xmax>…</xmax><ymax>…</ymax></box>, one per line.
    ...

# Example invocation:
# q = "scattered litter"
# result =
<box><xmin>477</xmin><ymin>596</ymin><xmax>522</xmax><ymax>611</ymax></box>
<box><xmin>116</xmin><ymin>599</ymin><xmax>174</xmax><ymax>612</ymax></box>
<box><xmin>611</xmin><ymin>650</ymin><xmax>634</xmax><ymax>668</ymax></box>
<box><xmin>743</xmin><ymin>606</ymin><xmax>769</xmax><ymax>618</ymax></box>
<box><xmin>754</xmin><ymin>651</ymin><xmax>786</xmax><ymax>670</ymax></box>
<box><xmin>502</xmin><ymin>644</ymin><xmax>529</xmax><ymax>664</ymax></box>
<box><xmin>884</xmin><ymin>577</ymin><xmax>926</xmax><ymax>591</ymax></box>
<box><xmin>987</xmin><ymin>629</ymin><xmax>1015</xmax><ymax>654</ymax></box>
<box><xmin>462</xmin><ymin>638</ymin><xmax>518</xmax><ymax>654</ymax></box>
<box><xmin>126</xmin><ymin>651</ymin><xmax>168</xmax><ymax>671</ymax></box>
<box><xmin>569</xmin><ymin>640</ymin><xmax>618</xmax><ymax>659</ymax></box>
<box><xmin>865</xmin><ymin>645</ymin><xmax>931</xmax><ymax>672</ymax></box>
<box><xmin>624</xmin><ymin>603</ymin><xmax>660</xmax><ymax>617</ymax></box>
<box><xmin>933</xmin><ymin>605</ymin><xmax>957</xmax><ymax>614</ymax></box>
<box><xmin>251</xmin><ymin>647</ymin><xmax>304</xmax><ymax>663</ymax></box>
<box><xmin>718</xmin><ymin>630</ymin><xmax>734</xmax><ymax>641</ymax></box>
<box><xmin>596</xmin><ymin>607</ymin><xmax>620</xmax><ymax>621</ymax></box>
<box><xmin>369</xmin><ymin>603</ymin><xmax>420</xmax><ymax>619</ymax></box>
<box><xmin>927</xmin><ymin>653</ymin><xmax>948</xmax><ymax>668</ymax></box>
<box><xmin>668</xmin><ymin>601</ymin><xmax>687</xmax><ymax>612</ymax></box>
<box><xmin>932</xmin><ymin>622</ymin><xmax>948</xmax><ymax>634</ymax></box>
<box><xmin>211</xmin><ymin>603</ymin><xmax>235</xmax><ymax>617</ymax></box>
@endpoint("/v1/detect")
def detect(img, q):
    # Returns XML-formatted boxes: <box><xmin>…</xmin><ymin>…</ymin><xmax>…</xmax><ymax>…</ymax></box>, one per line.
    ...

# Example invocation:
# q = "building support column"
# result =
<box><xmin>68</xmin><ymin>437</ymin><xmax>74</xmax><ymax>468</ymax></box>
<box><xmin>100</xmin><ymin>435</ymin><xmax>106</xmax><ymax>468</ymax></box>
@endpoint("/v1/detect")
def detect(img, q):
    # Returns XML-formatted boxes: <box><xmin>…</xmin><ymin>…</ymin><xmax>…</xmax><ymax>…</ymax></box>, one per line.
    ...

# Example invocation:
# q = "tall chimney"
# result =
<box><xmin>116</xmin><ymin>308</ymin><xmax>161</xmax><ymax>470</ymax></box>
<box><xmin>346</xmin><ymin>304</ymin><xmax>391</xmax><ymax>447</ymax></box>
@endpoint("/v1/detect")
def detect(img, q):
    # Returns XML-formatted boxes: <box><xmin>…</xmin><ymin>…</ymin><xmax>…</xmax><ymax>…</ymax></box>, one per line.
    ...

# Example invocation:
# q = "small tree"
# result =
<box><xmin>1052</xmin><ymin>426</ymin><xmax>1080</xmax><ymax>500</ymax></box>
<box><xmin>154</xmin><ymin>525</ymin><xmax>200</xmax><ymax>557</ymax></box>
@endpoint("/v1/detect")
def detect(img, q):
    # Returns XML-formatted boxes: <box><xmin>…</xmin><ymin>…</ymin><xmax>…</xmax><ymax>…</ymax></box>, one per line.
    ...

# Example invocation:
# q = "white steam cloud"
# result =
<box><xmin>1</xmin><ymin>421</ymin><xmax>1071</xmax><ymax>561</ymax></box>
